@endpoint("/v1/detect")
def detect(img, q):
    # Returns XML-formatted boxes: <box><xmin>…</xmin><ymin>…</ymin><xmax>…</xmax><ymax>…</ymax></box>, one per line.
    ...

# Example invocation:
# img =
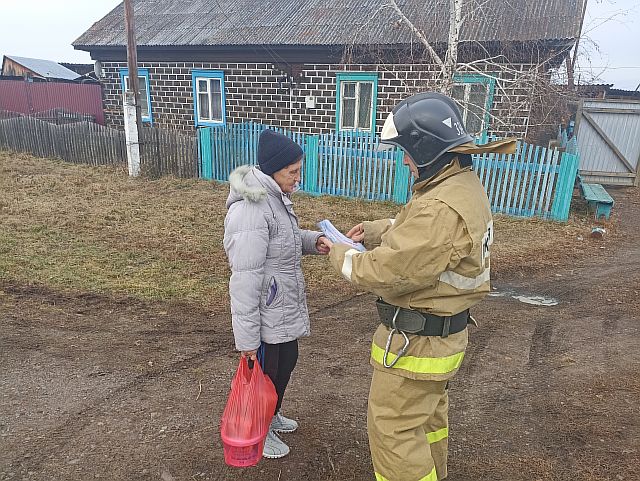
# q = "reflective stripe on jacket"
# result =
<box><xmin>329</xmin><ymin>158</ymin><xmax>493</xmax><ymax>380</ymax></box>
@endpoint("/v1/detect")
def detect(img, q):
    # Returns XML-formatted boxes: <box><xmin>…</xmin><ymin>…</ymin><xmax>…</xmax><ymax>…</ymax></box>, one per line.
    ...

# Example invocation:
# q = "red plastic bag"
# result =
<box><xmin>220</xmin><ymin>357</ymin><xmax>277</xmax><ymax>467</ymax></box>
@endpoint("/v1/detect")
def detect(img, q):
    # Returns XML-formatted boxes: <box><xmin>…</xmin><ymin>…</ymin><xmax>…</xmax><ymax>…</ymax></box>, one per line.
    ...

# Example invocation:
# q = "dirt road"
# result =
<box><xmin>1</xmin><ymin>188</ymin><xmax>638</xmax><ymax>481</ymax></box>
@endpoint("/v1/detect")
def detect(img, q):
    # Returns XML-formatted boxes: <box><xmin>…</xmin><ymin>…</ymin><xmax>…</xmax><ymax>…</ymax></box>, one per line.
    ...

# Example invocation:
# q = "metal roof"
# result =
<box><xmin>4</xmin><ymin>55</ymin><xmax>80</xmax><ymax>80</ymax></box>
<box><xmin>73</xmin><ymin>0</ymin><xmax>584</xmax><ymax>49</ymax></box>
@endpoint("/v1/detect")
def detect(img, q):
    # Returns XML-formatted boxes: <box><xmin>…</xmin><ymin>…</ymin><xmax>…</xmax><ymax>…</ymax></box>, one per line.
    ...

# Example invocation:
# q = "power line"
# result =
<box><xmin>574</xmin><ymin>66</ymin><xmax>640</xmax><ymax>70</ymax></box>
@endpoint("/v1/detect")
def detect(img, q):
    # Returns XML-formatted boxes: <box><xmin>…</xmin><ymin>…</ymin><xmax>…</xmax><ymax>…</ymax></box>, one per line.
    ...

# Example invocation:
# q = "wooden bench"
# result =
<box><xmin>577</xmin><ymin>176</ymin><xmax>615</xmax><ymax>219</ymax></box>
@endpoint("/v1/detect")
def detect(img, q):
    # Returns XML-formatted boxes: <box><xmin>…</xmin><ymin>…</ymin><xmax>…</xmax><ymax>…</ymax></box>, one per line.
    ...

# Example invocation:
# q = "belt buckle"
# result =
<box><xmin>441</xmin><ymin>316</ymin><xmax>451</xmax><ymax>338</ymax></box>
<box><xmin>396</xmin><ymin>308</ymin><xmax>427</xmax><ymax>334</ymax></box>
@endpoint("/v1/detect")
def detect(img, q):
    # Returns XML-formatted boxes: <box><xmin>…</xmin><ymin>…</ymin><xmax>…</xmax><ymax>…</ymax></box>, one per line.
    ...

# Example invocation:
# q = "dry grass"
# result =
<box><xmin>490</xmin><ymin>210</ymin><xmax>615</xmax><ymax>279</ymax></box>
<box><xmin>0</xmin><ymin>151</ymin><xmax>611</xmax><ymax>307</ymax></box>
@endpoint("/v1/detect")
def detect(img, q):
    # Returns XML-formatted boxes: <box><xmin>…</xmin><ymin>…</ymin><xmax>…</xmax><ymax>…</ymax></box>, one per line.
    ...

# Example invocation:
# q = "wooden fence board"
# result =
<box><xmin>198</xmin><ymin>123</ymin><xmax>579</xmax><ymax>221</ymax></box>
<box><xmin>0</xmin><ymin>115</ymin><xmax>197</xmax><ymax>177</ymax></box>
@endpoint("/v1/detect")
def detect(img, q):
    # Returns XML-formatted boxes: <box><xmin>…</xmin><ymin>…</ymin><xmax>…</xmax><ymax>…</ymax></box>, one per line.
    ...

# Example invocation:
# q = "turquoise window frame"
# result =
<box><xmin>335</xmin><ymin>72</ymin><xmax>378</xmax><ymax>132</ymax></box>
<box><xmin>119</xmin><ymin>68</ymin><xmax>152</xmax><ymax>124</ymax></box>
<box><xmin>452</xmin><ymin>73</ymin><xmax>496</xmax><ymax>142</ymax></box>
<box><xmin>191</xmin><ymin>70</ymin><xmax>226</xmax><ymax>127</ymax></box>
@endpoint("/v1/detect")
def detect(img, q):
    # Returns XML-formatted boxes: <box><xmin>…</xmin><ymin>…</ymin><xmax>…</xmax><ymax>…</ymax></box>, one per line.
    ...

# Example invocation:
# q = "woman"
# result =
<box><xmin>223</xmin><ymin>129</ymin><xmax>329</xmax><ymax>459</ymax></box>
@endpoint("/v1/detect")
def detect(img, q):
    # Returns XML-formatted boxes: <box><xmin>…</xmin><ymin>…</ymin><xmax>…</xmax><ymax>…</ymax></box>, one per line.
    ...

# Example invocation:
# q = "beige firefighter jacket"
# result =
<box><xmin>329</xmin><ymin>157</ymin><xmax>495</xmax><ymax>381</ymax></box>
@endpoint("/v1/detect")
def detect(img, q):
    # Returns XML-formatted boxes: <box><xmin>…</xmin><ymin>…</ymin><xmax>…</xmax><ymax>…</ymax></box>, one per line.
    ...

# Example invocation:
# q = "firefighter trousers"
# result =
<box><xmin>368</xmin><ymin>369</ymin><xmax>449</xmax><ymax>481</ymax></box>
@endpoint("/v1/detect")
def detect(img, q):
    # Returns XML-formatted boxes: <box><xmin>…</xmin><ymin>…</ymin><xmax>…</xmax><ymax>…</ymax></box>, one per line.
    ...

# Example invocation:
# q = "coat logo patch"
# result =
<box><xmin>482</xmin><ymin>221</ymin><xmax>494</xmax><ymax>266</ymax></box>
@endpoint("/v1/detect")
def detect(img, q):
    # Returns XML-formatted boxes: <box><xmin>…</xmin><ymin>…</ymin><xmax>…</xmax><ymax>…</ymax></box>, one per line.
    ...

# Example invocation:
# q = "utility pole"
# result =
<box><xmin>124</xmin><ymin>0</ymin><xmax>142</xmax><ymax>176</ymax></box>
<box><xmin>567</xmin><ymin>0</ymin><xmax>588</xmax><ymax>91</ymax></box>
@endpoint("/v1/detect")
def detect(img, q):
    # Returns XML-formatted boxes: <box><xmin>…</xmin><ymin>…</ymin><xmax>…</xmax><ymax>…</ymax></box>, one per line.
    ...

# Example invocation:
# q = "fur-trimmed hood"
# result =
<box><xmin>226</xmin><ymin>165</ymin><xmax>287</xmax><ymax>208</ymax></box>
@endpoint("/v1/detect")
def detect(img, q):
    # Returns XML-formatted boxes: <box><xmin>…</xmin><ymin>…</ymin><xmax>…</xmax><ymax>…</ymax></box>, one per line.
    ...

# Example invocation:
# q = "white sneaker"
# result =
<box><xmin>262</xmin><ymin>430</ymin><xmax>290</xmax><ymax>459</ymax></box>
<box><xmin>270</xmin><ymin>412</ymin><xmax>299</xmax><ymax>433</ymax></box>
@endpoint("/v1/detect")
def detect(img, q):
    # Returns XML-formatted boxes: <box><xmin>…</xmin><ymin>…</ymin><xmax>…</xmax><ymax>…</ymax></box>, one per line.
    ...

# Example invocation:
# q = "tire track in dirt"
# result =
<box><xmin>527</xmin><ymin>317</ymin><xmax>554</xmax><ymax>368</ymax></box>
<box><xmin>490</xmin><ymin>189</ymin><xmax>640</xmax><ymax>477</ymax></box>
<box><xmin>309</xmin><ymin>292</ymin><xmax>368</xmax><ymax>315</ymax></box>
<box><xmin>1</xmin><ymin>285</ymin><xmax>369</xmax><ymax>474</ymax></box>
<box><xmin>458</xmin><ymin>322</ymin><xmax>498</xmax><ymax>377</ymax></box>
<box><xmin>3</xmin><ymin>343</ymin><xmax>226</xmax><ymax>472</ymax></box>
<box><xmin>0</xmin><ymin>282</ymin><xmax>237</xmax><ymax>473</ymax></box>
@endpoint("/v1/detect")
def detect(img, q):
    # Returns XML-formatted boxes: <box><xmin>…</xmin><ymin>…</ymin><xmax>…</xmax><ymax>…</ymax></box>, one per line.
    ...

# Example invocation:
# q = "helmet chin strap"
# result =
<box><xmin>415</xmin><ymin>153</ymin><xmax>472</xmax><ymax>183</ymax></box>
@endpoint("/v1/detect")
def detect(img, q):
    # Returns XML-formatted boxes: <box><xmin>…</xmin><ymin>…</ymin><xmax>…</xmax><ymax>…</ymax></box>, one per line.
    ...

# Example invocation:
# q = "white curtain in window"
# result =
<box><xmin>196</xmin><ymin>77</ymin><xmax>223</xmax><ymax>122</ymax></box>
<box><xmin>451</xmin><ymin>82</ymin><xmax>489</xmax><ymax>135</ymax></box>
<box><xmin>340</xmin><ymin>80</ymin><xmax>374</xmax><ymax>131</ymax></box>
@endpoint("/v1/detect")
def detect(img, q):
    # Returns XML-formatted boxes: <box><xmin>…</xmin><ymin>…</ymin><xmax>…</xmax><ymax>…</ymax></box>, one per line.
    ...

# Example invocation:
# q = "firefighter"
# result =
<box><xmin>323</xmin><ymin>92</ymin><xmax>516</xmax><ymax>481</ymax></box>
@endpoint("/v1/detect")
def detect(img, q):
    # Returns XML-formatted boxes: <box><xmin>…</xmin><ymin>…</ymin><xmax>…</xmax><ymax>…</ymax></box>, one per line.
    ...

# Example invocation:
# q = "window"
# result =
<box><xmin>336</xmin><ymin>73</ymin><xmax>378</xmax><ymax>132</ymax></box>
<box><xmin>451</xmin><ymin>74</ymin><xmax>496</xmax><ymax>140</ymax></box>
<box><xmin>192</xmin><ymin>70</ymin><xmax>226</xmax><ymax>127</ymax></box>
<box><xmin>119</xmin><ymin>68</ymin><xmax>152</xmax><ymax>123</ymax></box>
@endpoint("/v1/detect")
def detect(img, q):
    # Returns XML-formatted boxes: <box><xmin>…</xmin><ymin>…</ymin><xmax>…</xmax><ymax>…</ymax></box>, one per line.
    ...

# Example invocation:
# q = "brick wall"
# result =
<box><xmin>101</xmin><ymin>61</ymin><xmax>535</xmax><ymax>137</ymax></box>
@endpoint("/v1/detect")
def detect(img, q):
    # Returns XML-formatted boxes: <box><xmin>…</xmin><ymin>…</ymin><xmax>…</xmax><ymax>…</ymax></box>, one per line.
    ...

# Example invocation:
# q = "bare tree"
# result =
<box><xmin>343</xmin><ymin>0</ymin><xmax>586</xmax><ymax>143</ymax></box>
<box><xmin>385</xmin><ymin>0</ymin><xmax>464</xmax><ymax>94</ymax></box>
<box><xmin>566</xmin><ymin>0</ymin><xmax>589</xmax><ymax>90</ymax></box>
<box><xmin>564</xmin><ymin>0</ymin><xmax>635</xmax><ymax>89</ymax></box>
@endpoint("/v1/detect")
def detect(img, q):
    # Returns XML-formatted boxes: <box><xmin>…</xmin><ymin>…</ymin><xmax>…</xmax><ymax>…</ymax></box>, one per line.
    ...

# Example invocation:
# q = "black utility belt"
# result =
<box><xmin>376</xmin><ymin>299</ymin><xmax>470</xmax><ymax>338</ymax></box>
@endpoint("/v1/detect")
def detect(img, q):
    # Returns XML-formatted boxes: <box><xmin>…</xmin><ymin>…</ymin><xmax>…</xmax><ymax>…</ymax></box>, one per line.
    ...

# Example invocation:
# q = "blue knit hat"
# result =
<box><xmin>257</xmin><ymin>130</ymin><xmax>303</xmax><ymax>176</ymax></box>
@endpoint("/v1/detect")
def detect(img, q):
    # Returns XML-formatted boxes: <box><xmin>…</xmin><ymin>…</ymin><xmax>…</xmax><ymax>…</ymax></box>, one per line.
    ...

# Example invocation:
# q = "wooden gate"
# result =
<box><xmin>575</xmin><ymin>99</ymin><xmax>640</xmax><ymax>186</ymax></box>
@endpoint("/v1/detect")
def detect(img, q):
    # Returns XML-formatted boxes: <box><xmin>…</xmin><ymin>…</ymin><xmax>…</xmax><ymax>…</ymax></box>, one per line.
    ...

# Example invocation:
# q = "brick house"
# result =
<box><xmin>73</xmin><ymin>0</ymin><xmax>584</xmax><ymax>139</ymax></box>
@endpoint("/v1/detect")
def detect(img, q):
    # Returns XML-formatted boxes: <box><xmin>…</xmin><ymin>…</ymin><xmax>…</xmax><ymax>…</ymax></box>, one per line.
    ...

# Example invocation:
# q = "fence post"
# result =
<box><xmin>304</xmin><ymin>134</ymin><xmax>319</xmax><ymax>195</ymax></box>
<box><xmin>550</xmin><ymin>152</ymin><xmax>579</xmax><ymax>221</ymax></box>
<box><xmin>199</xmin><ymin>127</ymin><xmax>213</xmax><ymax>179</ymax></box>
<box><xmin>392</xmin><ymin>149</ymin><xmax>410</xmax><ymax>204</ymax></box>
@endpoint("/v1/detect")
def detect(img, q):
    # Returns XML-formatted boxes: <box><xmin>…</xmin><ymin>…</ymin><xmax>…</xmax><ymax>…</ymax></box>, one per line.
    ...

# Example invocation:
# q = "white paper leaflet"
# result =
<box><xmin>317</xmin><ymin>220</ymin><xmax>366</xmax><ymax>252</ymax></box>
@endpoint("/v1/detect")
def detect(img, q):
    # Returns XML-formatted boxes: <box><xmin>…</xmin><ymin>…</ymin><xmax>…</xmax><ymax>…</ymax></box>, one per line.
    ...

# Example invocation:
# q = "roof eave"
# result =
<box><xmin>75</xmin><ymin>37</ymin><xmax>577</xmax><ymax>65</ymax></box>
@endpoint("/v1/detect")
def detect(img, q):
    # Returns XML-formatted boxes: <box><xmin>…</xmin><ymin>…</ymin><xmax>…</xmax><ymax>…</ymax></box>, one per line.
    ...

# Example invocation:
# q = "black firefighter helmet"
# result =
<box><xmin>380</xmin><ymin>92</ymin><xmax>473</xmax><ymax>170</ymax></box>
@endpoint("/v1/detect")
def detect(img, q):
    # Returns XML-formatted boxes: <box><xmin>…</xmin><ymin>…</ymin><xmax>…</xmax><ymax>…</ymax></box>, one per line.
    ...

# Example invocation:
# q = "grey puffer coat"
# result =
<box><xmin>224</xmin><ymin>165</ymin><xmax>323</xmax><ymax>352</ymax></box>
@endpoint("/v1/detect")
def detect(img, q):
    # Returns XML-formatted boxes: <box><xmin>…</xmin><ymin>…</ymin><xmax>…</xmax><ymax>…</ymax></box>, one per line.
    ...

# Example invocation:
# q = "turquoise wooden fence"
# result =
<box><xmin>313</xmin><ymin>131</ymin><xmax>409</xmax><ymax>204</ymax></box>
<box><xmin>474</xmin><ymin>141</ymin><xmax>579</xmax><ymax>221</ymax></box>
<box><xmin>198</xmin><ymin>122</ymin><xmax>307</xmax><ymax>182</ymax></box>
<box><xmin>198</xmin><ymin>122</ymin><xmax>578</xmax><ymax>221</ymax></box>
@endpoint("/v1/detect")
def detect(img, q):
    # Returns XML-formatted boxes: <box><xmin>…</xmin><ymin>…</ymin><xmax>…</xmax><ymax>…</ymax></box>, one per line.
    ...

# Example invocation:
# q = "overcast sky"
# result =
<box><xmin>1</xmin><ymin>0</ymin><xmax>639</xmax><ymax>90</ymax></box>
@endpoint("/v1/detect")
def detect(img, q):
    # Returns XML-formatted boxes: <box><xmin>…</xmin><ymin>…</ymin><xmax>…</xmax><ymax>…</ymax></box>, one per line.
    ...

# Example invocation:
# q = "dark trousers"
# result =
<box><xmin>258</xmin><ymin>340</ymin><xmax>298</xmax><ymax>414</ymax></box>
